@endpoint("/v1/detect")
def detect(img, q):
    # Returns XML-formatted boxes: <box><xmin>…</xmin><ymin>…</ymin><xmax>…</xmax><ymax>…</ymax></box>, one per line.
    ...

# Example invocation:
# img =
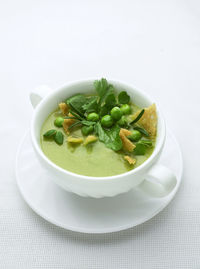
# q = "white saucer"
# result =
<box><xmin>15</xmin><ymin>129</ymin><xmax>183</xmax><ymax>234</ymax></box>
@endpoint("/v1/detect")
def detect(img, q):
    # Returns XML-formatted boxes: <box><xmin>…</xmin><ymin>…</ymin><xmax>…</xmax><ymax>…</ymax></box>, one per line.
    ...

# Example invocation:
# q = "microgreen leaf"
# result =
<box><xmin>54</xmin><ymin>131</ymin><xmax>64</xmax><ymax>145</ymax></box>
<box><xmin>118</xmin><ymin>91</ymin><xmax>130</xmax><ymax>104</ymax></box>
<box><xmin>43</xmin><ymin>129</ymin><xmax>57</xmax><ymax>138</ymax></box>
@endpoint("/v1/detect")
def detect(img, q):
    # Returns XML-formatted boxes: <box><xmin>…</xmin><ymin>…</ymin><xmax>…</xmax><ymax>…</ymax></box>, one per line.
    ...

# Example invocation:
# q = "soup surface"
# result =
<box><xmin>41</xmin><ymin>103</ymin><xmax>155</xmax><ymax>177</ymax></box>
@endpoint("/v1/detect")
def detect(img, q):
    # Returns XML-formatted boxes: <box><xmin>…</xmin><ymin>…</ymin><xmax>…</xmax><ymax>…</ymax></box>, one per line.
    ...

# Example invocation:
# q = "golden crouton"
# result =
<box><xmin>67</xmin><ymin>136</ymin><xmax>83</xmax><ymax>144</ymax></box>
<box><xmin>84</xmin><ymin>135</ymin><xmax>98</xmax><ymax>146</ymax></box>
<box><xmin>131</xmin><ymin>104</ymin><xmax>157</xmax><ymax>137</ymax></box>
<box><xmin>59</xmin><ymin>102</ymin><xmax>69</xmax><ymax>115</ymax></box>
<box><xmin>62</xmin><ymin>113</ymin><xmax>75</xmax><ymax>134</ymax></box>
<box><xmin>124</xmin><ymin>156</ymin><xmax>136</xmax><ymax>165</ymax></box>
<box><xmin>119</xmin><ymin>128</ymin><xmax>136</xmax><ymax>152</ymax></box>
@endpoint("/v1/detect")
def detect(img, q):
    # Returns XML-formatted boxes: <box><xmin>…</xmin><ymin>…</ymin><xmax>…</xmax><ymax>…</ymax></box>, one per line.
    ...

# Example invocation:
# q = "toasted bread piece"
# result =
<box><xmin>131</xmin><ymin>104</ymin><xmax>157</xmax><ymax>137</ymax></box>
<box><xmin>119</xmin><ymin>128</ymin><xmax>136</xmax><ymax>152</ymax></box>
<box><xmin>62</xmin><ymin>113</ymin><xmax>75</xmax><ymax>134</ymax></box>
<box><xmin>59</xmin><ymin>102</ymin><xmax>69</xmax><ymax>115</ymax></box>
<box><xmin>67</xmin><ymin>136</ymin><xmax>83</xmax><ymax>144</ymax></box>
<box><xmin>124</xmin><ymin>155</ymin><xmax>136</xmax><ymax>165</ymax></box>
<box><xmin>84</xmin><ymin>135</ymin><xmax>98</xmax><ymax>146</ymax></box>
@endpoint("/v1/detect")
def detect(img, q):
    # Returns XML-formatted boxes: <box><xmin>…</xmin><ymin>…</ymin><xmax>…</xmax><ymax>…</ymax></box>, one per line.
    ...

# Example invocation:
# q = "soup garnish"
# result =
<box><xmin>41</xmin><ymin>78</ymin><xmax>157</xmax><ymax>177</ymax></box>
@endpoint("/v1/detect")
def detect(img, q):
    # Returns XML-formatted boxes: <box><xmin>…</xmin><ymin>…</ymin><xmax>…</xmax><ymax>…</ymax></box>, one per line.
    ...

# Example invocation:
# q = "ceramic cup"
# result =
<box><xmin>30</xmin><ymin>79</ymin><xmax>177</xmax><ymax>198</ymax></box>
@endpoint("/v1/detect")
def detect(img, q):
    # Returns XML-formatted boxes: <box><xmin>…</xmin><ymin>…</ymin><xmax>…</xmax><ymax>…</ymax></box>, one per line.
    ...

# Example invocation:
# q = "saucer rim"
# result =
<box><xmin>15</xmin><ymin>128</ymin><xmax>183</xmax><ymax>234</ymax></box>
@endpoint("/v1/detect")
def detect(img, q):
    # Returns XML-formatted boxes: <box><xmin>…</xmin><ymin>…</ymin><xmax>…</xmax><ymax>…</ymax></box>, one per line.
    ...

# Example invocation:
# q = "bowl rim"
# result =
<box><xmin>31</xmin><ymin>78</ymin><xmax>166</xmax><ymax>182</ymax></box>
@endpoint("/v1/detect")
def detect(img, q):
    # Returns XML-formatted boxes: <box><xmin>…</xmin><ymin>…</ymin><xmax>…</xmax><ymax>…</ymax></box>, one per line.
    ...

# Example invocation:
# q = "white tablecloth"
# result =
<box><xmin>0</xmin><ymin>0</ymin><xmax>200</xmax><ymax>268</ymax></box>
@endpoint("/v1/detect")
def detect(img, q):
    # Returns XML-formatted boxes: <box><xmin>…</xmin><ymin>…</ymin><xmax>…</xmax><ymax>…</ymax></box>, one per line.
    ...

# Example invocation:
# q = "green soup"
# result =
<box><xmin>41</xmin><ymin>104</ymin><xmax>155</xmax><ymax>177</ymax></box>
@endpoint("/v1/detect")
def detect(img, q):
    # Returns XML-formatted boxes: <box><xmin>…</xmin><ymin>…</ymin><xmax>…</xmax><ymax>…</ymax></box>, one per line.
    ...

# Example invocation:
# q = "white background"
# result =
<box><xmin>0</xmin><ymin>0</ymin><xmax>200</xmax><ymax>268</ymax></box>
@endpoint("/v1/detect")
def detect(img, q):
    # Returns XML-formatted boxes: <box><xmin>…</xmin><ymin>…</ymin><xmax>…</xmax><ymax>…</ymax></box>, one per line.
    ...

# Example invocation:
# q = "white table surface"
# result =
<box><xmin>0</xmin><ymin>0</ymin><xmax>200</xmax><ymax>268</ymax></box>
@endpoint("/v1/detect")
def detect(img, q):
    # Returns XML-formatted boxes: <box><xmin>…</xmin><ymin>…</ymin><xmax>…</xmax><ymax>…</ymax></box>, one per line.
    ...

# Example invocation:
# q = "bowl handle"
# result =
<box><xmin>138</xmin><ymin>164</ymin><xmax>177</xmax><ymax>197</ymax></box>
<box><xmin>30</xmin><ymin>85</ymin><xmax>52</xmax><ymax>108</ymax></box>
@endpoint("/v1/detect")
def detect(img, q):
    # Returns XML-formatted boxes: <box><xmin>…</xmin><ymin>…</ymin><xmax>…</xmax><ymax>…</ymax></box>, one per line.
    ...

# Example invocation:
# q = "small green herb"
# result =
<box><xmin>54</xmin><ymin>131</ymin><xmax>64</xmax><ymax>145</ymax></box>
<box><xmin>99</xmin><ymin>104</ymin><xmax>110</xmax><ymax>117</ymax></box>
<box><xmin>118</xmin><ymin>91</ymin><xmax>130</xmax><ymax>104</ymax></box>
<box><xmin>66</xmin><ymin>94</ymin><xmax>87</xmax><ymax>116</ymax></box>
<box><xmin>82</xmin><ymin>96</ymin><xmax>98</xmax><ymax>113</ymax></box>
<box><xmin>64</xmin><ymin>116</ymin><xmax>77</xmax><ymax>120</ymax></box>
<box><xmin>81</xmin><ymin>120</ymin><xmax>96</xmax><ymax>126</ymax></box>
<box><xmin>69</xmin><ymin>110</ymin><xmax>84</xmax><ymax>121</ymax></box>
<box><xmin>68</xmin><ymin>121</ymin><xmax>82</xmax><ymax>130</ymax></box>
<box><xmin>130</xmin><ymin>109</ymin><xmax>145</xmax><ymax>125</ymax></box>
<box><xmin>134</xmin><ymin>126</ymin><xmax>149</xmax><ymax>137</ymax></box>
<box><xmin>139</xmin><ymin>139</ymin><xmax>153</xmax><ymax>147</ymax></box>
<box><xmin>95</xmin><ymin>122</ymin><xmax>122</xmax><ymax>151</ymax></box>
<box><xmin>94</xmin><ymin>78</ymin><xmax>114</xmax><ymax>106</ymax></box>
<box><xmin>43</xmin><ymin>129</ymin><xmax>57</xmax><ymax>138</ymax></box>
<box><xmin>134</xmin><ymin>143</ymin><xmax>146</xmax><ymax>155</ymax></box>
<box><xmin>105</xmin><ymin>93</ymin><xmax>117</xmax><ymax>108</ymax></box>
<box><xmin>81</xmin><ymin>125</ymin><xmax>94</xmax><ymax>136</ymax></box>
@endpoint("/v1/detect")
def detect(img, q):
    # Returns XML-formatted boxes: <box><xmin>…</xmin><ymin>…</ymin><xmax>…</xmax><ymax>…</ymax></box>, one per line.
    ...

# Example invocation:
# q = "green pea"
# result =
<box><xmin>81</xmin><ymin>125</ymin><xmax>94</xmax><ymax>136</ymax></box>
<box><xmin>120</xmin><ymin>104</ymin><xmax>131</xmax><ymax>115</ymax></box>
<box><xmin>87</xmin><ymin>112</ymin><xmax>99</xmax><ymax>122</ymax></box>
<box><xmin>117</xmin><ymin>115</ymin><xmax>127</xmax><ymax>127</ymax></box>
<box><xmin>111</xmin><ymin>106</ymin><xmax>123</xmax><ymax>121</ymax></box>
<box><xmin>54</xmin><ymin>117</ymin><xmax>64</xmax><ymax>127</ymax></box>
<box><xmin>128</xmin><ymin>130</ymin><xmax>142</xmax><ymax>142</ymax></box>
<box><xmin>134</xmin><ymin>143</ymin><xmax>146</xmax><ymax>155</ymax></box>
<box><xmin>101</xmin><ymin>115</ymin><xmax>113</xmax><ymax>128</ymax></box>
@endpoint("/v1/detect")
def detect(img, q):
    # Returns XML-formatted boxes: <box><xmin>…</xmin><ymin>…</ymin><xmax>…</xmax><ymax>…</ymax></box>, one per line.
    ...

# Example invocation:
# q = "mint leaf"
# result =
<box><xmin>118</xmin><ymin>91</ymin><xmax>130</xmax><ymax>104</ymax></box>
<box><xmin>95</xmin><ymin>122</ymin><xmax>122</xmax><ymax>151</ymax></box>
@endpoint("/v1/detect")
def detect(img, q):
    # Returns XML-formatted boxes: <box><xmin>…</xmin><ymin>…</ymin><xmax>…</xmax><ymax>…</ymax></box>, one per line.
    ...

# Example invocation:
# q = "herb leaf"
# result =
<box><xmin>139</xmin><ymin>139</ymin><xmax>153</xmax><ymax>147</ymax></box>
<box><xmin>134</xmin><ymin>126</ymin><xmax>149</xmax><ymax>137</ymax></box>
<box><xmin>54</xmin><ymin>131</ymin><xmax>64</xmax><ymax>145</ymax></box>
<box><xmin>81</xmin><ymin>120</ymin><xmax>96</xmax><ymax>126</ymax></box>
<box><xmin>68</xmin><ymin>121</ymin><xmax>82</xmax><ymax>130</ymax></box>
<box><xmin>94</xmin><ymin>78</ymin><xmax>114</xmax><ymax>106</ymax></box>
<box><xmin>66</xmin><ymin>94</ymin><xmax>87</xmax><ymax>116</ymax></box>
<box><xmin>82</xmin><ymin>96</ymin><xmax>98</xmax><ymax>113</ymax></box>
<box><xmin>130</xmin><ymin>109</ymin><xmax>145</xmax><ymax>125</ymax></box>
<box><xmin>69</xmin><ymin>110</ymin><xmax>84</xmax><ymax>121</ymax></box>
<box><xmin>43</xmin><ymin>129</ymin><xmax>57</xmax><ymax>138</ymax></box>
<box><xmin>118</xmin><ymin>91</ymin><xmax>130</xmax><ymax>104</ymax></box>
<box><xmin>105</xmin><ymin>93</ymin><xmax>117</xmax><ymax>108</ymax></box>
<box><xmin>99</xmin><ymin>104</ymin><xmax>110</xmax><ymax>117</ymax></box>
<box><xmin>134</xmin><ymin>143</ymin><xmax>146</xmax><ymax>155</ymax></box>
<box><xmin>95</xmin><ymin>122</ymin><xmax>122</xmax><ymax>151</ymax></box>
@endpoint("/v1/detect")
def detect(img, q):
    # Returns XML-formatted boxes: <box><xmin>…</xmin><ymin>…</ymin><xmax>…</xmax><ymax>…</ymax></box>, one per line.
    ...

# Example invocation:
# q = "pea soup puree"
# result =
<box><xmin>41</xmin><ymin>78</ymin><xmax>157</xmax><ymax>177</ymax></box>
